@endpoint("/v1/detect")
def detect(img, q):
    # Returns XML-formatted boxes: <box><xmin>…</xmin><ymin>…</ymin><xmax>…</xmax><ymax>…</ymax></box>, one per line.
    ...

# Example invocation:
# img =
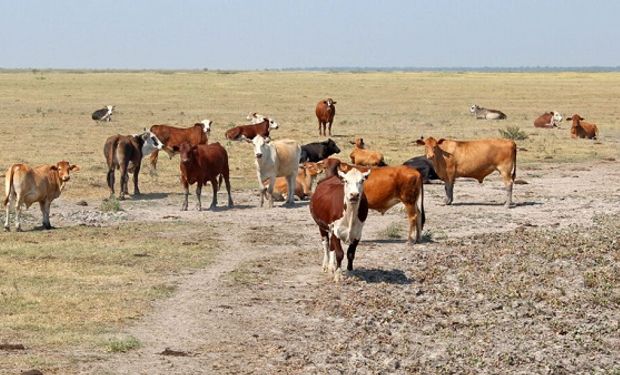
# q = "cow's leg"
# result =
<box><xmin>284</xmin><ymin>173</ymin><xmax>296</xmax><ymax>206</ymax></box>
<box><xmin>332</xmin><ymin>235</ymin><xmax>345</xmax><ymax>282</ymax></box>
<box><xmin>119</xmin><ymin>164</ymin><xmax>128</xmax><ymax>200</ymax></box>
<box><xmin>106</xmin><ymin>168</ymin><xmax>116</xmax><ymax>198</ymax></box>
<box><xmin>209</xmin><ymin>178</ymin><xmax>218</xmax><ymax>210</ymax></box>
<box><xmin>328</xmin><ymin>121</ymin><xmax>332</xmax><ymax>137</ymax></box>
<box><xmin>181</xmin><ymin>178</ymin><xmax>189</xmax><ymax>211</ymax></box>
<box><xmin>444</xmin><ymin>181</ymin><xmax>454</xmax><ymax>205</ymax></box>
<box><xmin>40</xmin><ymin>200</ymin><xmax>52</xmax><ymax>229</ymax></box>
<box><xmin>257</xmin><ymin>171</ymin><xmax>267</xmax><ymax>207</ymax></box>
<box><xmin>502</xmin><ymin>172</ymin><xmax>514</xmax><ymax>208</ymax></box>
<box><xmin>195</xmin><ymin>183</ymin><xmax>202</xmax><ymax>211</ymax></box>
<box><xmin>149</xmin><ymin>151</ymin><xmax>159</xmax><ymax>174</ymax></box>
<box><xmin>4</xmin><ymin>194</ymin><xmax>12</xmax><ymax>231</ymax></box>
<box><xmin>404</xmin><ymin>203</ymin><xmax>420</xmax><ymax>244</ymax></box>
<box><xmin>320</xmin><ymin>228</ymin><xmax>330</xmax><ymax>272</ymax></box>
<box><xmin>224</xmin><ymin>174</ymin><xmax>233</xmax><ymax>208</ymax></box>
<box><xmin>267</xmin><ymin>176</ymin><xmax>275</xmax><ymax>208</ymax></box>
<box><xmin>133</xmin><ymin>165</ymin><xmax>141</xmax><ymax>196</ymax></box>
<box><xmin>318</xmin><ymin>120</ymin><xmax>322</xmax><ymax>136</ymax></box>
<box><xmin>14</xmin><ymin>199</ymin><xmax>23</xmax><ymax>232</ymax></box>
<box><xmin>346</xmin><ymin>239</ymin><xmax>360</xmax><ymax>271</ymax></box>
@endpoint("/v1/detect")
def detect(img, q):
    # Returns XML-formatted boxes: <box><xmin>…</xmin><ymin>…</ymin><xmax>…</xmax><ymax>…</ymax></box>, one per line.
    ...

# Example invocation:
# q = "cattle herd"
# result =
<box><xmin>3</xmin><ymin>99</ymin><xmax>601</xmax><ymax>281</ymax></box>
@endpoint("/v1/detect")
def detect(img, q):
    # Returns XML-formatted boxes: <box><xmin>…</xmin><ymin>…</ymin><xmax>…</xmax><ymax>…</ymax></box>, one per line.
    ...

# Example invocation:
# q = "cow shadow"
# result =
<box><xmin>451</xmin><ymin>201</ymin><xmax>542</xmax><ymax>208</ymax></box>
<box><xmin>132</xmin><ymin>192</ymin><xmax>169</xmax><ymax>201</ymax></box>
<box><xmin>212</xmin><ymin>204</ymin><xmax>254</xmax><ymax>211</ymax></box>
<box><xmin>349</xmin><ymin>268</ymin><xmax>412</xmax><ymax>285</ymax></box>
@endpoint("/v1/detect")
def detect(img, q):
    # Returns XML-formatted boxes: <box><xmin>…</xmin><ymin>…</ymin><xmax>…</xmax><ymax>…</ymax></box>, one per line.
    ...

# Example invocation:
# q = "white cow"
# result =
<box><xmin>249</xmin><ymin>135</ymin><xmax>301</xmax><ymax>208</ymax></box>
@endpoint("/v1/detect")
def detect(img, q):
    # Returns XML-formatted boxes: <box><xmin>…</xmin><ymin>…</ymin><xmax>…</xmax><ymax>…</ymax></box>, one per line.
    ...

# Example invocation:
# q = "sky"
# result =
<box><xmin>1</xmin><ymin>0</ymin><xmax>619</xmax><ymax>70</ymax></box>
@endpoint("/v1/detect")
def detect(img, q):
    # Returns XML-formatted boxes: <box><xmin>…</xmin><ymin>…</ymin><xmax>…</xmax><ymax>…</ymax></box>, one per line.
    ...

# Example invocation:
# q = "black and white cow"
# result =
<box><xmin>470</xmin><ymin>104</ymin><xmax>507</xmax><ymax>120</ymax></box>
<box><xmin>92</xmin><ymin>105</ymin><xmax>115</xmax><ymax>123</ymax></box>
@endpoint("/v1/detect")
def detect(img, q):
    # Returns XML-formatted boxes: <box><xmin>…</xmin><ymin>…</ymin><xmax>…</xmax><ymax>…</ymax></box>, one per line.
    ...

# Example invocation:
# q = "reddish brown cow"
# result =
<box><xmin>310</xmin><ymin>168</ymin><xmax>369</xmax><ymax>281</ymax></box>
<box><xmin>177</xmin><ymin>142</ymin><xmax>233</xmax><ymax>211</ymax></box>
<box><xmin>225</xmin><ymin>117</ymin><xmax>279</xmax><ymax>141</ymax></box>
<box><xmin>534</xmin><ymin>111</ymin><xmax>563</xmax><ymax>128</ymax></box>
<box><xmin>349</xmin><ymin>137</ymin><xmax>387</xmax><ymax>166</ymax></box>
<box><xmin>149</xmin><ymin>120</ymin><xmax>211</xmax><ymax>170</ymax></box>
<box><xmin>316</xmin><ymin>98</ymin><xmax>336</xmax><ymax>136</ymax></box>
<box><xmin>567</xmin><ymin>114</ymin><xmax>598</xmax><ymax>139</ymax></box>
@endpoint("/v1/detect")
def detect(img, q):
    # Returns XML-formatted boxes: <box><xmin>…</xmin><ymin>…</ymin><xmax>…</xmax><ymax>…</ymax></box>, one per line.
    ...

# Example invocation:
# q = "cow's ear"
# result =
<box><xmin>437</xmin><ymin>138</ymin><xmax>446</xmax><ymax>144</ymax></box>
<box><xmin>337</xmin><ymin>170</ymin><xmax>346</xmax><ymax>180</ymax></box>
<box><xmin>50</xmin><ymin>165</ymin><xmax>58</xmax><ymax>171</ymax></box>
<box><xmin>362</xmin><ymin>170</ymin><xmax>371</xmax><ymax>180</ymax></box>
<box><xmin>415</xmin><ymin>139</ymin><xmax>425</xmax><ymax>146</ymax></box>
<box><xmin>579</xmin><ymin>116</ymin><xmax>584</xmax><ymax>120</ymax></box>
<box><xmin>264</xmin><ymin>137</ymin><xmax>271</xmax><ymax>143</ymax></box>
<box><xmin>70</xmin><ymin>164</ymin><xmax>81</xmax><ymax>172</ymax></box>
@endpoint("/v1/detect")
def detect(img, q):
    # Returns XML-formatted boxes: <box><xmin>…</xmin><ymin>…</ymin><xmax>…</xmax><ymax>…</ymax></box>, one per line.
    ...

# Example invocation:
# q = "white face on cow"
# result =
<box><xmin>552</xmin><ymin>111</ymin><xmax>563</xmax><ymax>124</ymax></box>
<box><xmin>200</xmin><ymin>119</ymin><xmax>212</xmax><ymax>134</ymax></box>
<box><xmin>251</xmin><ymin>135</ymin><xmax>270</xmax><ymax>159</ymax></box>
<box><xmin>139</xmin><ymin>130</ymin><xmax>163</xmax><ymax>155</ymax></box>
<box><xmin>106</xmin><ymin>105</ymin><xmax>114</xmax><ymax>112</ymax></box>
<box><xmin>470</xmin><ymin>104</ymin><xmax>479</xmax><ymax>114</ymax></box>
<box><xmin>337</xmin><ymin>169</ymin><xmax>370</xmax><ymax>204</ymax></box>
<box><xmin>248</xmin><ymin>112</ymin><xmax>266</xmax><ymax>124</ymax></box>
<box><xmin>266</xmin><ymin>117</ymin><xmax>279</xmax><ymax>129</ymax></box>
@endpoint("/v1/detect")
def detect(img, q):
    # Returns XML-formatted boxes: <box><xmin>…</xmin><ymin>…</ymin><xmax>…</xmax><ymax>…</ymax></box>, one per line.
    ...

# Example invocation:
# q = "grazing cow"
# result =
<box><xmin>403</xmin><ymin>156</ymin><xmax>440</xmax><ymax>183</ymax></box>
<box><xmin>470</xmin><ymin>104</ymin><xmax>507</xmax><ymax>120</ymax></box>
<box><xmin>316</xmin><ymin>98</ymin><xmax>337</xmax><ymax>136</ymax></box>
<box><xmin>176</xmin><ymin>142</ymin><xmax>233</xmax><ymax>211</ymax></box>
<box><xmin>416</xmin><ymin>136</ymin><xmax>517</xmax><ymax>208</ymax></box>
<box><xmin>329</xmin><ymin>159</ymin><xmax>425</xmax><ymax>244</ymax></box>
<box><xmin>310</xmin><ymin>168</ymin><xmax>370</xmax><ymax>281</ymax></box>
<box><xmin>104</xmin><ymin>130</ymin><xmax>163</xmax><ymax>200</ymax></box>
<box><xmin>225</xmin><ymin>117</ymin><xmax>279</xmax><ymax>141</ymax></box>
<box><xmin>91</xmin><ymin>105</ymin><xmax>115</xmax><ymax>124</ymax></box>
<box><xmin>149</xmin><ymin>119</ymin><xmax>212</xmax><ymax>170</ymax></box>
<box><xmin>4</xmin><ymin>161</ymin><xmax>80</xmax><ymax>231</ymax></box>
<box><xmin>299</xmin><ymin>138</ymin><xmax>341</xmax><ymax>162</ymax></box>
<box><xmin>264</xmin><ymin>162</ymin><xmax>325</xmax><ymax>201</ymax></box>
<box><xmin>534</xmin><ymin>111</ymin><xmax>563</xmax><ymax>128</ymax></box>
<box><xmin>247</xmin><ymin>112</ymin><xmax>266</xmax><ymax>123</ymax></box>
<box><xmin>349</xmin><ymin>137</ymin><xmax>386</xmax><ymax>166</ymax></box>
<box><xmin>249</xmin><ymin>135</ymin><xmax>301</xmax><ymax>207</ymax></box>
<box><xmin>567</xmin><ymin>114</ymin><xmax>598</xmax><ymax>139</ymax></box>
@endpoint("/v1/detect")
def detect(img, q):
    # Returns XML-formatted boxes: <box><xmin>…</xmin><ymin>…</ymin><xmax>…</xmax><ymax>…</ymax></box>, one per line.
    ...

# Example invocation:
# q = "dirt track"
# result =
<box><xmin>13</xmin><ymin>161</ymin><xmax>620</xmax><ymax>373</ymax></box>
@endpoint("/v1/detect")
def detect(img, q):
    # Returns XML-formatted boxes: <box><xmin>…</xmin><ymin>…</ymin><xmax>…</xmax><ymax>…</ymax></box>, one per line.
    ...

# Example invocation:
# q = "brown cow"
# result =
<box><xmin>327</xmin><ymin>159</ymin><xmax>425</xmax><ymax>244</ymax></box>
<box><xmin>104</xmin><ymin>130</ymin><xmax>163</xmax><ymax>200</ymax></box>
<box><xmin>149</xmin><ymin>120</ymin><xmax>211</xmax><ymax>170</ymax></box>
<box><xmin>349</xmin><ymin>137</ymin><xmax>386</xmax><ymax>166</ymax></box>
<box><xmin>310</xmin><ymin>168</ymin><xmax>370</xmax><ymax>281</ymax></box>
<box><xmin>263</xmin><ymin>162</ymin><xmax>325</xmax><ymax>201</ymax></box>
<box><xmin>4</xmin><ymin>161</ymin><xmax>80</xmax><ymax>231</ymax></box>
<box><xmin>416</xmin><ymin>137</ymin><xmax>517</xmax><ymax>208</ymax></box>
<box><xmin>534</xmin><ymin>111</ymin><xmax>563</xmax><ymax>128</ymax></box>
<box><xmin>316</xmin><ymin>98</ymin><xmax>336</xmax><ymax>136</ymax></box>
<box><xmin>225</xmin><ymin>117</ymin><xmax>279</xmax><ymax>141</ymax></box>
<box><xmin>567</xmin><ymin>114</ymin><xmax>598</xmax><ymax>139</ymax></box>
<box><xmin>177</xmin><ymin>142</ymin><xmax>233</xmax><ymax>211</ymax></box>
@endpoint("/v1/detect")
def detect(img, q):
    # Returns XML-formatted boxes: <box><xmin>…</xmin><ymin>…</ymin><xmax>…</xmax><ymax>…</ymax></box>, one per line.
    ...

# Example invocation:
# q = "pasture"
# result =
<box><xmin>1</xmin><ymin>71</ymin><xmax>619</xmax><ymax>374</ymax></box>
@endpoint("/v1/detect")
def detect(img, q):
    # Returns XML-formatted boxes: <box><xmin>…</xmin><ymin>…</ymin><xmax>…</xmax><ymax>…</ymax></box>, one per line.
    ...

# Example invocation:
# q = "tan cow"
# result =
<box><xmin>264</xmin><ymin>162</ymin><xmax>325</xmax><ymax>201</ymax></box>
<box><xmin>4</xmin><ymin>161</ymin><xmax>80</xmax><ymax>231</ymax></box>
<box><xmin>567</xmin><ymin>114</ymin><xmax>598</xmax><ymax>139</ymax></box>
<box><xmin>349</xmin><ymin>137</ymin><xmax>386</xmax><ymax>166</ymax></box>
<box><xmin>416</xmin><ymin>137</ymin><xmax>516</xmax><ymax>208</ymax></box>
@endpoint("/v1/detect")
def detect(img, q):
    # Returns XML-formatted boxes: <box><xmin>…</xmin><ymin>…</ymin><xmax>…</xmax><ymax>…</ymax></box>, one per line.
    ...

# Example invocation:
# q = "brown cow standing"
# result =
<box><xmin>225</xmin><ymin>117</ymin><xmax>279</xmax><ymax>141</ymax></box>
<box><xmin>416</xmin><ymin>137</ymin><xmax>517</xmax><ymax>208</ymax></box>
<box><xmin>4</xmin><ymin>161</ymin><xmax>80</xmax><ymax>231</ymax></box>
<box><xmin>567</xmin><ymin>114</ymin><xmax>598</xmax><ymax>139</ymax></box>
<box><xmin>316</xmin><ymin>98</ymin><xmax>336</xmax><ymax>136</ymax></box>
<box><xmin>177</xmin><ymin>142</ymin><xmax>233</xmax><ymax>211</ymax></box>
<box><xmin>149</xmin><ymin>120</ymin><xmax>211</xmax><ymax>170</ymax></box>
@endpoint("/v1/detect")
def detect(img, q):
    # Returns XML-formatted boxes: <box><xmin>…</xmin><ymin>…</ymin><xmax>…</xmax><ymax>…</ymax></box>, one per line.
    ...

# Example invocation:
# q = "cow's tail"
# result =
<box><xmin>3</xmin><ymin>165</ymin><xmax>16</xmax><ymax>207</ymax></box>
<box><xmin>511</xmin><ymin>142</ymin><xmax>517</xmax><ymax>181</ymax></box>
<box><xmin>218</xmin><ymin>173</ymin><xmax>223</xmax><ymax>187</ymax></box>
<box><xmin>416</xmin><ymin>178</ymin><xmax>425</xmax><ymax>230</ymax></box>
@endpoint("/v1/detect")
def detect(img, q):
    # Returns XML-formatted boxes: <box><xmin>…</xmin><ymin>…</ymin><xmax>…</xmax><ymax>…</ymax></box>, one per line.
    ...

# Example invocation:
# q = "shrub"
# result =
<box><xmin>499</xmin><ymin>126</ymin><xmax>528</xmax><ymax>141</ymax></box>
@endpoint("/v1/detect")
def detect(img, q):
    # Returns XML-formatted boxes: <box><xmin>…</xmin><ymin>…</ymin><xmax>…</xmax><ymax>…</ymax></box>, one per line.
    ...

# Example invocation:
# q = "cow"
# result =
<box><xmin>225</xmin><ymin>117</ymin><xmax>279</xmax><ymax>141</ymax></box>
<box><xmin>149</xmin><ymin>119</ymin><xmax>212</xmax><ymax>170</ymax></box>
<box><xmin>310</xmin><ymin>168</ymin><xmax>370</xmax><ymax>281</ymax></box>
<box><xmin>403</xmin><ymin>156</ymin><xmax>440</xmax><ymax>183</ymax></box>
<box><xmin>349</xmin><ymin>137</ymin><xmax>386</xmax><ymax>166</ymax></box>
<box><xmin>176</xmin><ymin>142</ymin><xmax>233</xmax><ymax>211</ymax></box>
<box><xmin>104</xmin><ymin>130</ymin><xmax>163</xmax><ymax>200</ymax></box>
<box><xmin>299</xmin><ymin>138</ymin><xmax>341</xmax><ymax>163</ymax></box>
<box><xmin>4</xmin><ymin>161</ymin><xmax>80</xmax><ymax>231</ymax></box>
<box><xmin>327</xmin><ymin>159</ymin><xmax>425</xmax><ymax>244</ymax></box>
<box><xmin>247</xmin><ymin>112</ymin><xmax>266</xmax><ymax>123</ymax></box>
<box><xmin>470</xmin><ymin>104</ymin><xmax>507</xmax><ymax>120</ymax></box>
<box><xmin>416</xmin><ymin>136</ymin><xmax>517</xmax><ymax>208</ymax></box>
<box><xmin>534</xmin><ymin>111</ymin><xmax>563</xmax><ymax>128</ymax></box>
<box><xmin>567</xmin><ymin>114</ymin><xmax>598</xmax><ymax>140</ymax></box>
<box><xmin>263</xmin><ymin>162</ymin><xmax>325</xmax><ymax>201</ymax></box>
<box><xmin>249</xmin><ymin>135</ymin><xmax>301</xmax><ymax>208</ymax></box>
<box><xmin>92</xmin><ymin>105</ymin><xmax>115</xmax><ymax>124</ymax></box>
<box><xmin>316</xmin><ymin>98</ymin><xmax>336</xmax><ymax>136</ymax></box>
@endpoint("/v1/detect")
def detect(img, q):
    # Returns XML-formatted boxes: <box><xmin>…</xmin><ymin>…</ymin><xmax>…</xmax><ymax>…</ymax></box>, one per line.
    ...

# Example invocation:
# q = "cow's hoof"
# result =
<box><xmin>180</xmin><ymin>207</ymin><xmax>188</xmax><ymax>211</ymax></box>
<box><xmin>4</xmin><ymin>226</ymin><xmax>10</xmax><ymax>232</ymax></box>
<box><xmin>119</xmin><ymin>196</ymin><xmax>126</xmax><ymax>201</ymax></box>
<box><xmin>16</xmin><ymin>227</ymin><xmax>23</xmax><ymax>232</ymax></box>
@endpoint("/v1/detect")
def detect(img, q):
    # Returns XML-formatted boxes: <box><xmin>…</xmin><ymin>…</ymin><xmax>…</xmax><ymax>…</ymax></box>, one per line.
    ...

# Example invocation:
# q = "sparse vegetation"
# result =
<box><xmin>100</xmin><ymin>196</ymin><xmax>123</xmax><ymax>212</ymax></box>
<box><xmin>106</xmin><ymin>336</ymin><xmax>141</xmax><ymax>353</ymax></box>
<box><xmin>499</xmin><ymin>125</ymin><xmax>528</xmax><ymax>140</ymax></box>
<box><xmin>383</xmin><ymin>222</ymin><xmax>402</xmax><ymax>239</ymax></box>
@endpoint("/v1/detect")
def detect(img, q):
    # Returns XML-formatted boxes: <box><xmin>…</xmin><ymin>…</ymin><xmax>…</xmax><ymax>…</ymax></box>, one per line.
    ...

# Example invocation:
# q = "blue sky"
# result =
<box><xmin>1</xmin><ymin>0</ymin><xmax>618</xmax><ymax>69</ymax></box>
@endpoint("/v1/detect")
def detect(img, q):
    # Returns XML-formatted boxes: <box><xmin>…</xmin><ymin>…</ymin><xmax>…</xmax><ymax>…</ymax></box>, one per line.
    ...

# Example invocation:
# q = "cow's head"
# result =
<box><xmin>470</xmin><ymin>104</ymin><xmax>480</xmax><ymax>114</ymax></box>
<box><xmin>350</xmin><ymin>137</ymin><xmax>365</xmax><ymax>149</ymax></box>
<box><xmin>106</xmin><ymin>105</ymin><xmax>115</xmax><ymax>113</ymax></box>
<box><xmin>52</xmin><ymin>160</ymin><xmax>80</xmax><ymax>182</ymax></box>
<box><xmin>323</xmin><ymin>138</ymin><xmax>341</xmax><ymax>154</ymax></box>
<box><xmin>416</xmin><ymin>136</ymin><xmax>445</xmax><ymax>159</ymax></box>
<box><xmin>247</xmin><ymin>112</ymin><xmax>266</xmax><ymax>124</ymax></box>
<box><xmin>137</xmin><ymin>129</ymin><xmax>163</xmax><ymax>155</ymax></box>
<box><xmin>199</xmin><ymin>119</ymin><xmax>212</xmax><ymax>134</ymax></box>
<box><xmin>303</xmin><ymin>161</ymin><xmax>326</xmax><ymax>177</ymax></box>
<box><xmin>326</xmin><ymin>98</ymin><xmax>337</xmax><ymax>107</ymax></box>
<box><xmin>337</xmin><ymin>168</ymin><xmax>370</xmax><ymax>204</ymax></box>
<box><xmin>566</xmin><ymin>114</ymin><xmax>584</xmax><ymax>126</ymax></box>
<box><xmin>177</xmin><ymin>142</ymin><xmax>197</xmax><ymax>164</ymax></box>
<box><xmin>265</xmin><ymin>117</ymin><xmax>279</xmax><ymax>129</ymax></box>
<box><xmin>551</xmin><ymin>111</ymin><xmax>563</xmax><ymax>126</ymax></box>
<box><xmin>250</xmin><ymin>135</ymin><xmax>271</xmax><ymax>159</ymax></box>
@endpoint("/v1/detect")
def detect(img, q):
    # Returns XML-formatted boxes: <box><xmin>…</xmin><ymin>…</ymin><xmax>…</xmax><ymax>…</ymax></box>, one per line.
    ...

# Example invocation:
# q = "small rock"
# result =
<box><xmin>76</xmin><ymin>200</ymin><xmax>88</xmax><ymax>206</ymax></box>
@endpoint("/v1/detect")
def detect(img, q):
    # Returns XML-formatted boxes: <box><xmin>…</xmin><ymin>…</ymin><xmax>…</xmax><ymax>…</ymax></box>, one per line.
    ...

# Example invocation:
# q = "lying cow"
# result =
<box><xmin>249</xmin><ymin>135</ymin><xmax>301</xmax><ymax>208</ymax></box>
<box><xmin>470</xmin><ymin>104</ymin><xmax>507</xmax><ymax>120</ymax></box>
<box><xmin>92</xmin><ymin>105</ymin><xmax>115</xmax><ymax>124</ymax></box>
<box><xmin>149</xmin><ymin>119</ymin><xmax>212</xmax><ymax>170</ymax></box>
<box><xmin>534</xmin><ymin>111</ymin><xmax>563</xmax><ymax>128</ymax></box>
<box><xmin>416</xmin><ymin>136</ymin><xmax>517</xmax><ymax>208</ymax></box>
<box><xmin>567</xmin><ymin>114</ymin><xmax>598</xmax><ymax>139</ymax></box>
<box><xmin>104</xmin><ymin>130</ymin><xmax>163</xmax><ymax>200</ymax></box>
<box><xmin>263</xmin><ymin>162</ymin><xmax>325</xmax><ymax>201</ymax></box>
<box><xmin>349</xmin><ymin>137</ymin><xmax>386</xmax><ymax>166</ymax></box>
<box><xmin>225</xmin><ymin>117</ymin><xmax>279</xmax><ymax>141</ymax></box>
<box><xmin>4</xmin><ymin>160</ymin><xmax>80</xmax><ymax>231</ymax></box>
<box><xmin>310</xmin><ymin>168</ymin><xmax>370</xmax><ymax>281</ymax></box>
<box><xmin>403</xmin><ymin>156</ymin><xmax>440</xmax><ymax>183</ymax></box>
<box><xmin>299</xmin><ymin>138</ymin><xmax>341</xmax><ymax>162</ymax></box>
<box><xmin>247</xmin><ymin>112</ymin><xmax>266</xmax><ymax>123</ymax></box>
<box><xmin>177</xmin><ymin>142</ymin><xmax>233</xmax><ymax>211</ymax></box>
<box><xmin>316</xmin><ymin>98</ymin><xmax>337</xmax><ymax>136</ymax></box>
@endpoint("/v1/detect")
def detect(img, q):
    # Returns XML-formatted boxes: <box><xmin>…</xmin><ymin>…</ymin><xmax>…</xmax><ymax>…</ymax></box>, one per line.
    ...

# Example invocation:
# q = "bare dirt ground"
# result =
<box><xmin>7</xmin><ymin>160</ymin><xmax>620</xmax><ymax>374</ymax></box>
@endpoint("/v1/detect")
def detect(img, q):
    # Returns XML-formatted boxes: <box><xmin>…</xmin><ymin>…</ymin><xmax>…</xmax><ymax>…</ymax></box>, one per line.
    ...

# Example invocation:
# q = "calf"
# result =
<box><xmin>149</xmin><ymin>120</ymin><xmax>212</xmax><ymax>170</ymax></box>
<box><xmin>416</xmin><ymin>136</ymin><xmax>517</xmax><ymax>207</ymax></box>
<box><xmin>310</xmin><ymin>168</ymin><xmax>370</xmax><ymax>281</ymax></box>
<box><xmin>4</xmin><ymin>161</ymin><xmax>80</xmax><ymax>231</ymax></box>
<box><xmin>177</xmin><ymin>142</ymin><xmax>233</xmax><ymax>211</ymax></box>
<box><xmin>225</xmin><ymin>117</ymin><xmax>279</xmax><ymax>141</ymax></box>
<box><xmin>316</xmin><ymin>98</ymin><xmax>336</xmax><ymax>136</ymax></box>
<box><xmin>349</xmin><ymin>137</ymin><xmax>386</xmax><ymax>166</ymax></box>
<box><xmin>534</xmin><ymin>111</ymin><xmax>563</xmax><ymax>128</ymax></box>
<box><xmin>92</xmin><ymin>105</ymin><xmax>115</xmax><ymax>123</ymax></box>
<box><xmin>247</xmin><ymin>112</ymin><xmax>266</xmax><ymax>123</ymax></box>
<box><xmin>104</xmin><ymin>130</ymin><xmax>163</xmax><ymax>200</ymax></box>
<box><xmin>264</xmin><ymin>162</ymin><xmax>325</xmax><ymax>201</ymax></box>
<box><xmin>567</xmin><ymin>114</ymin><xmax>598</xmax><ymax>139</ymax></box>
<box><xmin>470</xmin><ymin>104</ymin><xmax>507</xmax><ymax>120</ymax></box>
<box><xmin>249</xmin><ymin>135</ymin><xmax>301</xmax><ymax>207</ymax></box>
<box><xmin>299</xmin><ymin>138</ymin><xmax>341</xmax><ymax>162</ymax></box>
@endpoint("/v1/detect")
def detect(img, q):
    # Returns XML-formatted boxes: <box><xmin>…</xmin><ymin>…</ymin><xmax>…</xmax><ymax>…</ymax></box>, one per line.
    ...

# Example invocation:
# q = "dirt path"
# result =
<box><xmin>48</xmin><ymin>161</ymin><xmax>620</xmax><ymax>373</ymax></box>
